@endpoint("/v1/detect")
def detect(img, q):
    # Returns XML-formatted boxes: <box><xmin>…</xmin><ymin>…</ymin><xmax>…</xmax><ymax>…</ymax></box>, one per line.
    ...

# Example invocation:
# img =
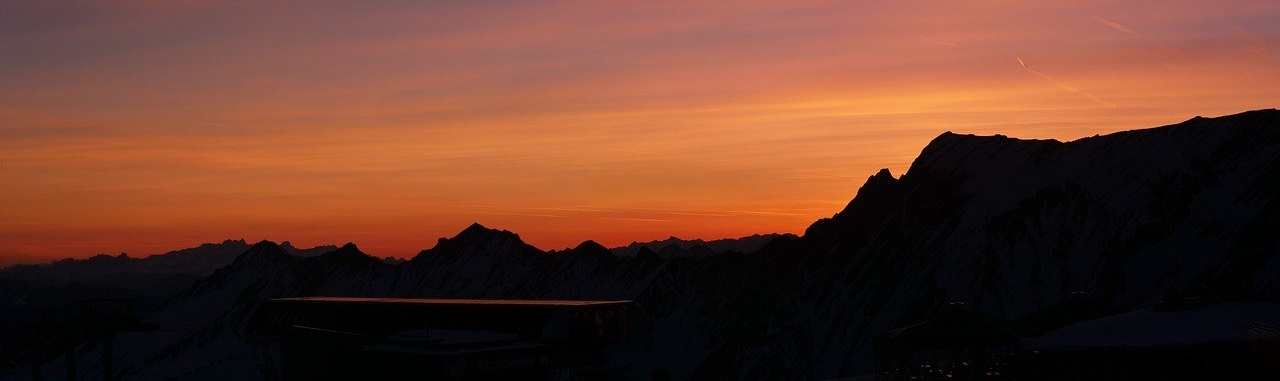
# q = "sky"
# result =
<box><xmin>2</xmin><ymin>0</ymin><xmax>1278</xmax><ymax>265</ymax></box>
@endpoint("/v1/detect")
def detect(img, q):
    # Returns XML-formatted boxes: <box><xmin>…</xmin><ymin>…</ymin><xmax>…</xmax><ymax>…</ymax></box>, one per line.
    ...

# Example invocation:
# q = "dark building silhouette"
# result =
<box><xmin>1021</xmin><ymin>298</ymin><xmax>1280</xmax><ymax>381</ymax></box>
<box><xmin>3</xmin><ymin>298</ymin><xmax>156</xmax><ymax>381</ymax></box>
<box><xmin>246</xmin><ymin>297</ymin><xmax>653</xmax><ymax>381</ymax></box>
<box><xmin>876</xmin><ymin>290</ymin><xmax>1280</xmax><ymax>381</ymax></box>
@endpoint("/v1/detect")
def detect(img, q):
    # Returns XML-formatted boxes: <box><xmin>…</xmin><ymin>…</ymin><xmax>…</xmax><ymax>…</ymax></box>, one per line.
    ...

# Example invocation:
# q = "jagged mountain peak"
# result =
<box><xmin>805</xmin><ymin>167</ymin><xmax>904</xmax><ymax>239</ymax></box>
<box><xmin>573</xmin><ymin>240</ymin><xmax>609</xmax><ymax>253</ymax></box>
<box><xmin>410</xmin><ymin>223</ymin><xmax>540</xmax><ymax>262</ymax></box>
<box><xmin>445</xmin><ymin>223</ymin><xmax>528</xmax><ymax>251</ymax></box>
<box><xmin>549</xmin><ymin>240</ymin><xmax>617</xmax><ymax>265</ymax></box>
<box><xmin>450</xmin><ymin>222</ymin><xmax>523</xmax><ymax>244</ymax></box>
<box><xmin>280</xmin><ymin>241</ymin><xmax>340</xmax><ymax>257</ymax></box>
<box><xmin>234</xmin><ymin>240</ymin><xmax>292</xmax><ymax>264</ymax></box>
<box><xmin>460</xmin><ymin>222</ymin><xmax>491</xmax><ymax>234</ymax></box>
<box><xmin>871</xmin><ymin>167</ymin><xmax>894</xmax><ymax>179</ymax></box>
<box><xmin>90</xmin><ymin>252</ymin><xmax>130</xmax><ymax>260</ymax></box>
<box><xmin>310</xmin><ymin>242</ymin><xmax>383</xmax><ymax>267</ymax></box>
<box><xmin>217</xmin><ymin>238</ymin><xmax>248</xmax><ymax>246</ymax></box>
<box><xmin>858</xmin><ymin>168</ymin><xmax>899</xmax><ymax>196</ymax></box>
<box><xmin>250</xmin><ymin>239</ymin><xmax>281</xmax><ymax>250</ymax></box>
<box><xmin>330</xmin><ymin>242</ymin><xmax>367</xmax><ymax>258</ymax></box>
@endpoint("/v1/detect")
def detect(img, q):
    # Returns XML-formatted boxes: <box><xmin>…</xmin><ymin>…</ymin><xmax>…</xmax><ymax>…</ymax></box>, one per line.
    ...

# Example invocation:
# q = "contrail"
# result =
<box><xmin>1094</xmin><ymin>16</ymin><xmax>1137</xmax><ymax>36</ymax></box>
<box><xmin>601</xmin><ymin>217</ymin><xmax>670</xmax><ymax>223</ymax></box>
<box><xmin>1015</xmin><ymin>56</ymin><xmax>1118</xmax><ymax>108</ymax></box>
<box><xmin>1094</xmin><ymin>15</ymin><xmax>1189</xmax><ymax>71</ymax></box>
<box><xmin>919</xmin><ymin>34</ymin><xmax>958</xmax><ymax>47</ymax></box>
<box><xmin>441</xmin><ymin>210</ymin><xmax>567</xmax><ymax>218</ymax></box>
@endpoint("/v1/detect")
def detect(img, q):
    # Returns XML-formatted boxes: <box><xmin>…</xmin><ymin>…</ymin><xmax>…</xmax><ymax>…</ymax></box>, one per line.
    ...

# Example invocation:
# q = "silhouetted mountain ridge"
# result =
<box><xmin>10</xmin><ymin>109</ymin><xmax>1280</xmax><ymax>381</ymax></box>
<box><xmin>612</xmin><ymin>233</ymin><xmax>798</xmax><ymax>258</ymax></box>
<box><xmin>0</xmin><ymin>239</ymin><xmax>250</xmax><ymax>282</ymax></box>
<box><xmin>311</xmin><ymin>243</ymin><xmax>384</xmax><ymax>267</ymax></box>
<box><xmin>280</xmin><ymin>241</ymin><xmax>339</xmax><ymax>257</ymax></box>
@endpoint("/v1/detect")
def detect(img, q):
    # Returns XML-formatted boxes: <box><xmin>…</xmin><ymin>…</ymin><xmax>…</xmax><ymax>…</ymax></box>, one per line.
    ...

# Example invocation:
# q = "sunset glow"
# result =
<box><xmin>3</xmin><ymin>0</ymin><xmax>1279</xmax><ymax>264</ymax></box>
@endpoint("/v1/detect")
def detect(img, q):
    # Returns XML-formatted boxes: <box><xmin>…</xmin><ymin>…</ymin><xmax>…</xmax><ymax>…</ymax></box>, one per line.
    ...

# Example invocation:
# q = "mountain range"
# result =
<box><xmin>4</xmin><ymin>109</ymin><xmax>1279</xmax><ymax>380</ymax></box>
<box><xmin>611</xmin><ymin>233</ymin><xmax>798</xmax><ymax>258</ymax></box>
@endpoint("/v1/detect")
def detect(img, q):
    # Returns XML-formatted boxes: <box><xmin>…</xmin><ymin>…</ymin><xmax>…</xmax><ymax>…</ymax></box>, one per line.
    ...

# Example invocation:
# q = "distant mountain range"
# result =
<box><xmin>0</xmin><ymin>233</ymin><xmax>771</xmax><ymax>287</ymax></box>
<box><xmin>1</xmin><ymin>240</ymin><xmax>250</xmax><ymax>284</ymax></box>
<box><xmin>611</xmin><ymin>233</ymin><xmax>798</xmax><ymax>258</ymax></box>
<box><xmin>4</xmin><ymin>109</ymin><xmax>1279</xmax><ymax>381</ymax></box>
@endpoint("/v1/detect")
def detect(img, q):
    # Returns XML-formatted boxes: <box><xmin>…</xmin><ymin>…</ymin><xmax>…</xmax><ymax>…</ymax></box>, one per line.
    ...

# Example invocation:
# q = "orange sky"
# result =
<box><xmin>2</xmin><ymin>0</ymin><xmax>1278</xmax><ymax>265</ymax></box>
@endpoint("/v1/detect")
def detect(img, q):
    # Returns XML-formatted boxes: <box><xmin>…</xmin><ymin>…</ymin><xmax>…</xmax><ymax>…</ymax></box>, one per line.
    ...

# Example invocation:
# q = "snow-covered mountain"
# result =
<box><xmin>7</xmin><ymin>109</ymin><xmax>1280</xmax><ymax>381</ymax></box>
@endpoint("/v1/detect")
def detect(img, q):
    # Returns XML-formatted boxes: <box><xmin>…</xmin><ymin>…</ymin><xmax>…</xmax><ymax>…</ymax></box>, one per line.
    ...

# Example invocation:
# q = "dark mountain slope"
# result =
<box><xmin>765</xmin><ymin>108</ymin><xmax>1280</xmax><ymax>377</ymax></box>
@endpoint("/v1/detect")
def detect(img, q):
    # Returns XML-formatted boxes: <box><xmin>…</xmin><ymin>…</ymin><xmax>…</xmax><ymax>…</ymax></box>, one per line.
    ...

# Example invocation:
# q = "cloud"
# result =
<box><xmin>919</xmin><ymin>34</ymin><xmax>959</xmax><ymax>47</ymax></box>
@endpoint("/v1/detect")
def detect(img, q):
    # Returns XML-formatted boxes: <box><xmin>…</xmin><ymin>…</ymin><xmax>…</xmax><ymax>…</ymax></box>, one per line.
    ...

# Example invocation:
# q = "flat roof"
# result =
<box><xmin>1024</xmin><ymin>300</ymin><xmax>1280</xmax><ymax>350</ymax></box>
<box><xmin>271</xmin><ymin>297</ymin><xmax>632</xmax><ymax>307</ymax></box>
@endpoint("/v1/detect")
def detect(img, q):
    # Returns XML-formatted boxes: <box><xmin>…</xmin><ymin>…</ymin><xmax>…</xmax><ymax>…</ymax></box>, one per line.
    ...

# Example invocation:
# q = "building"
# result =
<box><xmin>1021</xmin><ymin>299</ymin><xmax>1280</xmax><ymax>381</ymax></box>
<box><xmin>1009</xmin><ymin>292</ymin><xmax>1119</xmax><ymax>338</ymax></box>
<box><xmin>246</xmin><ymin>297</ymin><xmax>653</xmax><ymax>381</ymax></box>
